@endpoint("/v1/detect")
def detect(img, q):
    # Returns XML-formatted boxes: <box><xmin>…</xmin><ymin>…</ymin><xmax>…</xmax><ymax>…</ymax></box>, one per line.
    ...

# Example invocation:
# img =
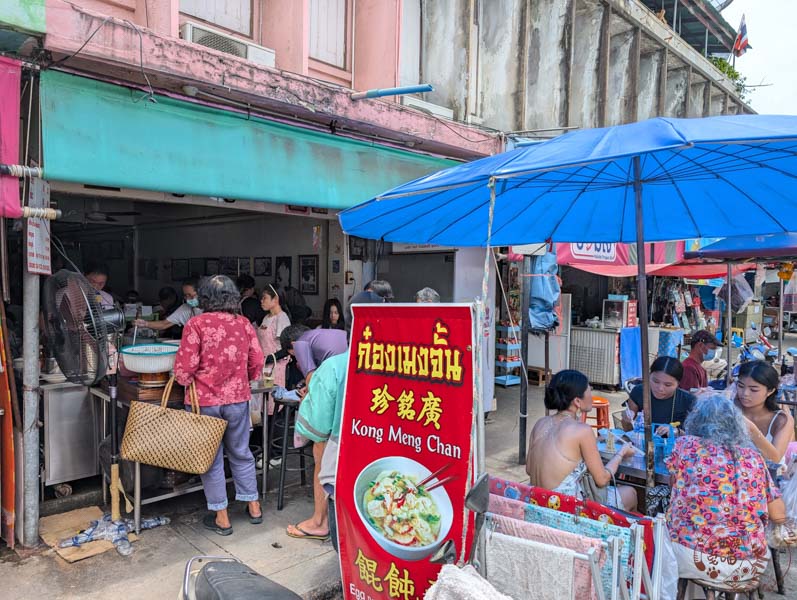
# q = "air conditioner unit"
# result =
<box><xmin>400</xmin><ymin>95</ymin><xmax>454</xmax><ymax>120</ymax></box>
<box><xmin>180</xmin><ymin>22</ymin><xmax>275</xmax><ymax>68</ymax></box>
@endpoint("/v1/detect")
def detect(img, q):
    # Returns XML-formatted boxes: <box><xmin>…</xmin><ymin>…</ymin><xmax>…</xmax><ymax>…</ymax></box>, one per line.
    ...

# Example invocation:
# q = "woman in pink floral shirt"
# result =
<box><xmin>174</xmin><ymin>275</ymin><xmax>265</xmax><ymax>535</ymax></box>
<box><xmin>666</xmin><ymin>395</ymin><xmax>787</xmax><ymax>592</ymax></box>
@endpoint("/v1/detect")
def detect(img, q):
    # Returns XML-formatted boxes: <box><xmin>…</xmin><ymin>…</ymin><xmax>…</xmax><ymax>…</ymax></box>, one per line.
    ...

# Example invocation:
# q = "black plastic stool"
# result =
<box><xmin>267</xmin><ymin>398</ymin><xmax>313</xmax><ymax>510</ymax></box>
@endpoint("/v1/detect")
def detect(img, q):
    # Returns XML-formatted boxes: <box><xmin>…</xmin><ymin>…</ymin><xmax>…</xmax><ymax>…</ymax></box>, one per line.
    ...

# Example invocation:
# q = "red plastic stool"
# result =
<box><xmin>580</xmin><ymin>396</ymin><xmax>610</xmax><ymax>430</ymax></box>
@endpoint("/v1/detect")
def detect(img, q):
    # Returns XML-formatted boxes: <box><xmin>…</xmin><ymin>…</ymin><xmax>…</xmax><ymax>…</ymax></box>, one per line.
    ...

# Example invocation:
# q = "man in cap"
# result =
<box><xmin>680</xmin><ymin>329</ymin><xmax>720</xmax><ymax>391</ymax></box>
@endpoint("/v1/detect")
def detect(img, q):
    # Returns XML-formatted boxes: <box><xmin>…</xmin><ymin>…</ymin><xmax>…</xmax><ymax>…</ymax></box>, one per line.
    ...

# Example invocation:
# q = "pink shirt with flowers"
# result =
<box><xmin>666</xmin><ymin>435</ymin><xmax>780</xmax><ymax>560</ymax></box>
<box><xmin>174</xmin><ymin>312</ymin><xmax>265</xmax><ymax>407</ymax></box>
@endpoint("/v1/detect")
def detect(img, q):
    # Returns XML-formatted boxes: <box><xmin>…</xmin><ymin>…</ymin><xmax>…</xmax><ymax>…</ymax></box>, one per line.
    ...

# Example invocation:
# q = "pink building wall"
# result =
<box><xmin>44</xmin><ymin>0</ymin><xmax>498</xmax><ymax>159</ymax></box>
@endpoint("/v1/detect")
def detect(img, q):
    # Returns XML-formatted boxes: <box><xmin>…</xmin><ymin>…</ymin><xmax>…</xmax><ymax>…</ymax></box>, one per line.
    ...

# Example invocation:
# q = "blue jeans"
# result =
<box><xmin>188</xmin><ymin>401</ymin><xmax>258</xmax><ymax>511</ymax></box>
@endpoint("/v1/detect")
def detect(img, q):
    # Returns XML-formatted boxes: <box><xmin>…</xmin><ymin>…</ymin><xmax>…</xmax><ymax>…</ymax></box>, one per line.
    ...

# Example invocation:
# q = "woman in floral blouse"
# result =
<box><xmin>174</xmin><ymin>275</ymin><xmax>265</xmax><ymax>536</ymax></box>
<box><xmin>666</xmin><ymin>394</ymin><xmax>787</xmax><ymax>592</ymax></box>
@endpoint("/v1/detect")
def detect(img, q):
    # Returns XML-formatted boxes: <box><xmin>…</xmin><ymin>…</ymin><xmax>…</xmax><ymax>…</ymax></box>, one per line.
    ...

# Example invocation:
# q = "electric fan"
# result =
<box><xmin>41</xmin><ymin>270</ymin><xmax>127</xmax><ymax>520</ymax></box>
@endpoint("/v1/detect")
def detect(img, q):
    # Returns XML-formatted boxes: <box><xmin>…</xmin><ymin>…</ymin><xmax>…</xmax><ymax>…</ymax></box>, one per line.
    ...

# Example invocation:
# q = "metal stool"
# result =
<box><xmin>266</xmin><ymin>398</ymin><xmax>314</xmax><ymax>511</ymax></box>
<box><xmin>581</xmin><ymin>396</ymin><xmax>611</xmax><ymax>430</ymax></box>
<box><xmin>676</xmin><ymin>579</ymin><xmax>764</xmax><ymax>600</ymax></box>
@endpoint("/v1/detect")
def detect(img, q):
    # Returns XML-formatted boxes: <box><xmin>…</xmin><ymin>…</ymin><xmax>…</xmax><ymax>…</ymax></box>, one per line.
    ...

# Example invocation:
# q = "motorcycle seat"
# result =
<box><xmin>195</xmin><ymin>561</ymin><xmax>302</xmax><ymax>600</ymax></box>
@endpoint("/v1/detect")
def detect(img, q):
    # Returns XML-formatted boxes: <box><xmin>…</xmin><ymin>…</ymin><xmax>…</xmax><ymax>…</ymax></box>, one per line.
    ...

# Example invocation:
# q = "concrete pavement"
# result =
<box><xmin>2</xmin><ymin>382</ymin><xmax>794</xmax><ymax>598</ymax></box>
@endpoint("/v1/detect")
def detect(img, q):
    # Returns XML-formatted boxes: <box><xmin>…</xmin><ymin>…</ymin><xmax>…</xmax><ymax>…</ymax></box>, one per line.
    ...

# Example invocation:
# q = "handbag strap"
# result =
<box><xmin>189</xmin><ymin>381</ymin><xmax>200</xmax><ymax>415</ymax></box>
<box><xmin>160</xmin><ymin>376</ymin><xmax>175</xmax><ymax>409</ymax></box>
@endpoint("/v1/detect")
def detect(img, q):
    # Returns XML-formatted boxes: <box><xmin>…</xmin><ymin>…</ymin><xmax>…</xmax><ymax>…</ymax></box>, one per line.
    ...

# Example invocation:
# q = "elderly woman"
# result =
<box><xmin>527</xmin><ymin>370</ymin><xmax>637</xmax><ymax>511</ymax></box>
<box><xmin>174</xmin><ymin>275</ymin><xmax>265</xmax><ymax>536</ymax></box>
<box><xmin>667</xmin><ymin>395</ymin><xmax>787</xmax><ymax>591</ymax></box>
<box><xmin>415</xmin><ymin>287</ymin><xmax>441</xmax><ymax>303</ymax></box>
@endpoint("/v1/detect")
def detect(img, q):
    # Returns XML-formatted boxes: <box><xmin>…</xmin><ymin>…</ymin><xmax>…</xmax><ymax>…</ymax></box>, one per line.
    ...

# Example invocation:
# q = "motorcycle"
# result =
<box><xmin>181</xmin><ymin>556</ymin><xmax>302</xmax><ymax>600</ymax></box>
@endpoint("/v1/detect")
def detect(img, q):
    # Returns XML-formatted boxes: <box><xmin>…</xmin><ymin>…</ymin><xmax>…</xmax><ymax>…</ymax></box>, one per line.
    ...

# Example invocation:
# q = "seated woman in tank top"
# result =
<box><xmin>735</xmin><ymin>360</ymin><xmax>795</xmax><ymax>463</ymax></box>
<box><xmin>526</xmin><ymin>370</ymin><xmax>638</xmax><ymax>512</ymax></box>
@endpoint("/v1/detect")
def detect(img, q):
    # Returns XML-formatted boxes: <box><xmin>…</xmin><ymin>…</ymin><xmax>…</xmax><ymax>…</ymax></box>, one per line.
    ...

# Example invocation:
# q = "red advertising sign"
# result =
<box><xmin>336</xmin><ymin>304</ymin><xmax>476</xmax><ymax>600</ymax></box>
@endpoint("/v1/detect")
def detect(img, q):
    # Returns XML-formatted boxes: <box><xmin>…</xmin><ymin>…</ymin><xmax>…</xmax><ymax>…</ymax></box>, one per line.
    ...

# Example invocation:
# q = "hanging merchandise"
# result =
<box><xmin>527</xmin><ymin>251</ymin><xmax>560</xmax><ymax>331</ymax></box>
<box><xmin>312</xmin><ymin>225</ymin><xmax>321</xmax><ymax>251</ymax></box>
<box><xmin>684</xmin><ymin>290</ymin><xmax>693</xmax><ymax>307</ymax></box>
<box><xmin>716</xmin><ymin>274</ymin><xmax>754</xmax><ymax>314</ymax></box>
<box><xmin>778</xmin><ymin>263</ymin><xmax>794</xmax><ymax>282</ymax></box>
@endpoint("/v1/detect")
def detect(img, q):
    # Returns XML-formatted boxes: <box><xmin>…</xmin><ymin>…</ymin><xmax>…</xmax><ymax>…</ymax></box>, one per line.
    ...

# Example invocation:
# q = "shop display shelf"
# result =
<box><xmin>495</xmin><ymin>360</ymin><xmax>522</xmax><ymax>368</ymax></box>
<box><xmin>495</xmin><ymin>374</ymin><xmax>521</xmax><ymax>387</ymax></box>
<box><xmin>496</xmin><ymin>325</ymin><xmax>521</xmax><ymax>334</ymax></box>
<box><xmin>495</xmin><ymin>343</ymin><xmax>522</xmax><ymax>351</ymax></box>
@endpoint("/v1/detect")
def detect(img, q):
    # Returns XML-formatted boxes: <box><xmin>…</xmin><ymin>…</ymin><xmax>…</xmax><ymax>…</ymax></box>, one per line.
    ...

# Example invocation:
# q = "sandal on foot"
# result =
<box><xmin>203</xmin><ymin>514</ymin><xmax>233</xmax><ymax>536</ymax></box>
<box><xmin>246</xmin><ymin>506</ymin><xmax>263</xmax><ymax>525</ymax></box>
<box><xmin>286</xmin><ymin>524</ymin><xmax>329</xmax><ymax>541</ymax></box>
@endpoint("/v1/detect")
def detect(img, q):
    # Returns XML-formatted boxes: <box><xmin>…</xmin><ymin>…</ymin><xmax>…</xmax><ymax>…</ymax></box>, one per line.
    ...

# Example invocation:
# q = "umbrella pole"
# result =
<box><xmin>632</xmin><ymin>156</ymin><xmax>655</xmax><ymax>497</ymax></box>
<box><xmin>726</xmin><ymin>264</ymin><xmax>733</xmax><ymax>387</ymax></box>
<box><xmin>779</xmin><ymin>277</ymin><xmax>785</xmax><ymax>362</ymax></box>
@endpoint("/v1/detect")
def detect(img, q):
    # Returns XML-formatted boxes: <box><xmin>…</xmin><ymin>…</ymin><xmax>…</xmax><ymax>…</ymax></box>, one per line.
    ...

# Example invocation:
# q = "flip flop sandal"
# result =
<box><xmin>286</xmin><ymin>524</ymin><xmax>330</xmax><ymax>541</ymax></box>
<box><xmin>203</xmin><ymin>513</ymin><xmax>233</xmax><ymax>536</ymax></box>
<box><xmin>246</xmin><ymin>506</ymin><xmax>263</xmax><ymax>525</ymax></box>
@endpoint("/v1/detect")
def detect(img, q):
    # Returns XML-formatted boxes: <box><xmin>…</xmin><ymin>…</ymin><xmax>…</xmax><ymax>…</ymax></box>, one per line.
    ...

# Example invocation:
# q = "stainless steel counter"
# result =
<box><xmin>41</xmin><ymin>382</ymin><xmax>99</xmax><ymax>486</ymax></box>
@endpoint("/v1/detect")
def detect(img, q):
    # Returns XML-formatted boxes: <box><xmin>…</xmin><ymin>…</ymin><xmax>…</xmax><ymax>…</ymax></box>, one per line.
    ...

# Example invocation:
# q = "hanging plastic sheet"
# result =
<box><xmin>528</xmin><ymin>251</ymin><xmax>560</xmax><ymax>331</ymax></box>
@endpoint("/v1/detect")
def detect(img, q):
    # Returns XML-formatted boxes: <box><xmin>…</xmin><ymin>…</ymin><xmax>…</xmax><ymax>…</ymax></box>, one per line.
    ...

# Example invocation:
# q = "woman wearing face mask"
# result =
<box><xmin>736</xmin><ymin>360</ymin><xmax>795</xmax><ymax>463</ymax></box>
<box><xmin>527</xmin><ymin>370</ymin><xmax>638</xmax><ymax>511</ymax></box>
<box><xmin>134</xmin><ymin>278</ymin><xmax>202</xmax><ymax>335</ymax></box>
<box><xmin>623</xmin><ymin>356</ymin><xmax>696</xmax><ymax>436</ymax></box>
<box><xmin>680</xmin><ymin>330</ymin><xmax>720</xmax><ymax>391</ymax></box>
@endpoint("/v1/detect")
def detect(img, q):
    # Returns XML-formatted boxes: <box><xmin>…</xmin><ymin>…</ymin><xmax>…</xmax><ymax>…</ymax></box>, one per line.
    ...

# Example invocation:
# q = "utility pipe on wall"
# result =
<box><xmin>350</xmin><ymin>84</ymin><xmax>433</xmax><ymax>100</ymax></box>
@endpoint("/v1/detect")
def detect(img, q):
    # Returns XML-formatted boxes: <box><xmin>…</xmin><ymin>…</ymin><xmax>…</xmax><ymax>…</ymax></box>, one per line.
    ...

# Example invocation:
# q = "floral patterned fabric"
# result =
<box><xmin>665</xmin><ymin>435</ymin><xmax>780</xmax><ymax>561</ymax></box>
<box><xmin>489</xmin><ymin>476</ymin><xmax>655</xmax><ymax>570</ymax></box>
<box><xmin>174</xmin><ymin>312</ymin><xmax>265</xmax><ymax>407</ymax></box>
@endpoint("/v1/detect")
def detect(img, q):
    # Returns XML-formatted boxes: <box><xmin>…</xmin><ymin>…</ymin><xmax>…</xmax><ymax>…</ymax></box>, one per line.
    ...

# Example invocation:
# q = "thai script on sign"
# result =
<box><xmin>356</xmin><ymin>321</ymin><xmax>465</xmax><ymax>385</ymax></box>
<box><xmin>570</xmin><ymin>242</ymin><xmax>616</xmax><ymax>262</ymax></box>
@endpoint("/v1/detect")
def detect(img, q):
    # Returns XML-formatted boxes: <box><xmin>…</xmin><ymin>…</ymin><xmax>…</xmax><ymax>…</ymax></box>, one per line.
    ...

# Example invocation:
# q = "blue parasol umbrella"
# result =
<box><xmin>341</xmin><ymin>115</ymin><xmax>797</xmax><ymax>491</ymax></box>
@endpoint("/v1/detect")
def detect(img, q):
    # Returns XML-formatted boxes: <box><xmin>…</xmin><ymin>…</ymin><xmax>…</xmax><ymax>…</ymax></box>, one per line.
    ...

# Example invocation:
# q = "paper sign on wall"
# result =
<box><xmin>26</xmin><ymin>178</ymin><xmax>51</xmax><ymax>275</ymax></box>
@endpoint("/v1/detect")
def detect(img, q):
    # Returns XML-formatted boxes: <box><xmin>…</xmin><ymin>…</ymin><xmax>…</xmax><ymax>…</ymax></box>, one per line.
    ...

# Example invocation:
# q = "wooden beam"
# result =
<box><xmin>657</xmin><ymin>48</ymin><xmax>668</xmax><ymax>116</ymax></box>
<box><xmin>564</xmin><ymin>0</ymin><xmax>576</xmax><ymax>127</ymax></box>
<box><xmin>683</xmin><ymin>65</ymin><xmax>692</xmax><ymax>117</ymax></box>
<box><xmin>598</xmin><ymin>3</ymin><xmax>612</xmax><ymax>126</ymax></box>
<box><xmin>628</xmin><ymin>27</ymin><xmax>641</xmax><ymax>123</ymax></box>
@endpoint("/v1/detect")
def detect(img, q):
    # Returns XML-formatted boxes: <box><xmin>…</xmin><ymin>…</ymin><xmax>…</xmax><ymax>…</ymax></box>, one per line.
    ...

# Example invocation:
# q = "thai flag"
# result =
<box><xmin>733</xmin><ymin>14</ymin><xmax>751</xmax><ymax>57</ymax></box>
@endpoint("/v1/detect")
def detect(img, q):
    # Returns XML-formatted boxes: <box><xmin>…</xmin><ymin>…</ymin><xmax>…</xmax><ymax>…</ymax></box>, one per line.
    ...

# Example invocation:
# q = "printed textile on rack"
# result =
<box><xmin>524</xmin><ymin>499</ymin><xmax>634</xmax><ymax>582</ymax></box>
<box><xmin>489</xmin><ymin>476</ymin><xmax>654</xmax><ymax>570</ymax></box>
<box><xmin>486</xmin><ymin>530</ymin><xmax>576</xmax><ymax>600</ymax></box>
<box><xmin>487</xmin><ymin>512</ymin><xmax>607</xmax><ymax>600</ymax></box>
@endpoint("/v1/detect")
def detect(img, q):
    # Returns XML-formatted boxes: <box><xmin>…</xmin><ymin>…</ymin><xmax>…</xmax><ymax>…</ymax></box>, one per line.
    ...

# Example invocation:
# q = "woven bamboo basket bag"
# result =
<box><xmin>121</xmin><ymin>378</ymin><xmax>227</xmax><ymax>474</ymax></box>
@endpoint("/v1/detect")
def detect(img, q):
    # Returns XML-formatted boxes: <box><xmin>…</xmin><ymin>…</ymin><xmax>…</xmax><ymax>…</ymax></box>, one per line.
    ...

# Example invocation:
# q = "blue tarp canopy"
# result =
<box><xmin>340</xmin><ymin>115</ymin><xmax>797</xmax><ymax>246</ymax></box>
<box><xmin>684</xmin><ymin>233</ymin><xmax>797</xmax><ymax>261</ymax></box>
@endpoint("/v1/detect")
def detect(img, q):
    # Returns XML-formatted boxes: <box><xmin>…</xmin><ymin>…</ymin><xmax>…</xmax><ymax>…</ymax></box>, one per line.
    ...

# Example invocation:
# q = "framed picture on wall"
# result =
<box><xmin>220</xmin><ymin>257</ymin><xmax>238</xmax><ymax>277</ymax></box>
<box><xmin>275</xmin><ymin>256</ymin><xmax>292</xmax><ymax>288</ymax></box>
<box><xmin>189</xmin><ymin>258</ymin><xmax>205</xmax><ymax>278</ymax></box>
<box><xmin>238</xmin><ymin>257</ymin><xmax>251</xmax><ymax>276</ymax></box>
<box><xmin>205</xmin><ymin>258</ymin><xmax>220</xmax><ymax>276</ymax></box>
<box><xmin>254</xmin><ymin>257</ymin><xmax>272</xmax><ymax>277</ymax></box>
<box><xmin>172</xmin><ymin>259</ymin><xmax>189</xmax><ymax>281</ymax></box>
<box><xmin>299</xmin><ymin>255</ymin><xmax>319</xmax><ymax>295</ymax></box>
<box><xmin>349</xmin><ymin>236</ymin><xmax>366</xmax><ymax>261</ymax></box>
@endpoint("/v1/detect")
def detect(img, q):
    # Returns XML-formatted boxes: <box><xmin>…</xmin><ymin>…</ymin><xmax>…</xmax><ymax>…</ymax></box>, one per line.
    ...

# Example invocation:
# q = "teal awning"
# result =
<box><xmin>40</xmin><ymin>70</ymin><xmax>456</xmax><ymax>210</ymax></box>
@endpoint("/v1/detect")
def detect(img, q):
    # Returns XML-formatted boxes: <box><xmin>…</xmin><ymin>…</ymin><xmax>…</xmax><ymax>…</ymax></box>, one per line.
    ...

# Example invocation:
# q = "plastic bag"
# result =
<box><xmin>782</xmin><ymin>469</ymin><xmax>797</xmax><ymax>520</ymax></box>
<box><xmin>658</xmin><ymin>530</ymin><xmax>679</xmax><ymax>600</ymax></box>
<box><xmin>716</xmin><ymin>274</ymin><xmax>754</xmax><ymax>314</ymax></box>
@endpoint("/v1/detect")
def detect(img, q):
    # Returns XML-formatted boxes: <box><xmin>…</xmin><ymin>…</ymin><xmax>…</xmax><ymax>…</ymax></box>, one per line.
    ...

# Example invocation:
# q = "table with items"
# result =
<box><xmin>90</xmin><ymin>377</ymin><xmax>273</xmax><ymax>533</ymax></box>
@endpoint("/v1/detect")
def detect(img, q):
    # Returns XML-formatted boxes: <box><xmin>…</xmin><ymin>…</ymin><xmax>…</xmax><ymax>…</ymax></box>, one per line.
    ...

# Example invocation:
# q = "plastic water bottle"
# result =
<box><xmin>633</xmin><ymin>412</ymin><xmax>645</xmax><ymax>450</ymax></box>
